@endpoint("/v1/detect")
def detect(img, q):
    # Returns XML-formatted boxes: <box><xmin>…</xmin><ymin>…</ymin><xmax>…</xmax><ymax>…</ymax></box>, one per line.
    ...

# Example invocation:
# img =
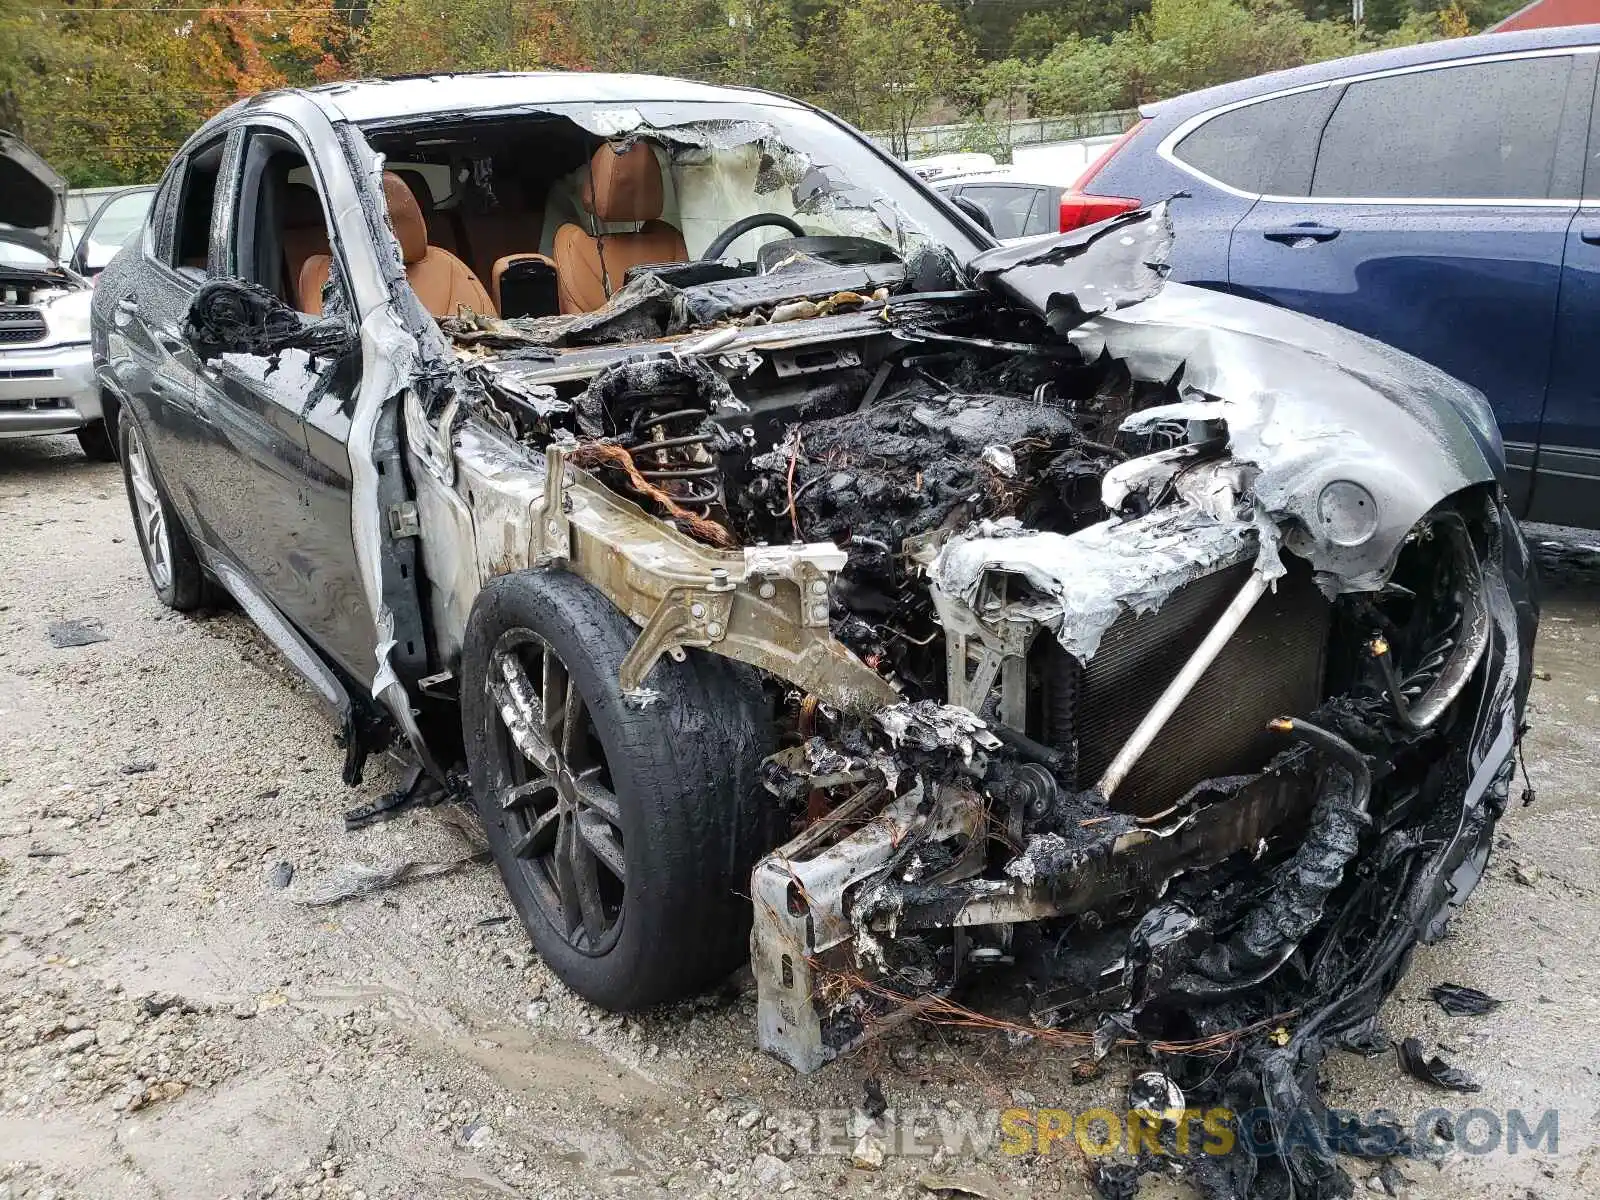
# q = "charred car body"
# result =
<box><xmin>91</xmin><ymin>75</ymin><xmax>1536</xmax><ymax>1199</ymax></box>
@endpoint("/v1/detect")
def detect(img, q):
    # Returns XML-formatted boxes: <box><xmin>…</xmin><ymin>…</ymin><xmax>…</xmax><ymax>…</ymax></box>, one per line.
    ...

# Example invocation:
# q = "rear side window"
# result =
<box><xmin>1312</xmin><ymin>56</ymin><xmax>1572</xmax><ymax>200</ymax></box>
<box><xmin>1173</xmin><ymin>89</ymin><xmax>1330</xmax><ymax>195</ymax></box>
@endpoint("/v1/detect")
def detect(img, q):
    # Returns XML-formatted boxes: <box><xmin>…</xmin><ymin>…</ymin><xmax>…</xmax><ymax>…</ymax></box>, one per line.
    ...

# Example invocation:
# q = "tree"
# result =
<box><xmin>1361</xmin><ymin>0</ymin><xmax>1411</xmax><ymax>35</ymax></box>
<box><xmin>1030</xmin><ymin>34</ymin><xmax>1137</xmax><ymax>113</ymax></box>
<box><xmin>836</xmin><ymin>0</ymin><xmax>975</xmax><ymax>153</ymax></box>
<box><xmin>1003</xmin><ymin>0</ymin><xmax>1379</xmax><ymax>117</ymax></box>
<box><xmin>1006</xmin><ymin>0</ymin><xmax>1150</xmax><ymax>59</ymax></box>
<box><xmin>360</xmin><ymin>0</ymin><xmax>585</xmax><ymax>74</ymax></box>
<box><xmin>717</xmin><ymin>0</ymin><xmax>806</xmax><ymax>93</ymax></box>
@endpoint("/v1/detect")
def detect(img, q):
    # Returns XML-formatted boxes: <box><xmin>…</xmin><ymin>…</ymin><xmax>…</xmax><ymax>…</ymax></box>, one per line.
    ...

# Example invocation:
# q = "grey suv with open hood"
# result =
<box><xmin>0</xmin><ymin>132</ymin><xmax>113</xmax><ymax>459</ymax></box>
<box><xmin>90</xmin><ymin>74</ymin><xmax>1536</xmax><ymax>1200</ymax></box>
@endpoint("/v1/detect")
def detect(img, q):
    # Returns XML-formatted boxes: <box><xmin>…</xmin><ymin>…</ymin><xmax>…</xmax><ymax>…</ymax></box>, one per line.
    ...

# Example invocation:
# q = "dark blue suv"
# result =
<box><xmin>1068</xmin><ymin>25</ymin><xmax>1600</xmax><ymax>528</ymax></box>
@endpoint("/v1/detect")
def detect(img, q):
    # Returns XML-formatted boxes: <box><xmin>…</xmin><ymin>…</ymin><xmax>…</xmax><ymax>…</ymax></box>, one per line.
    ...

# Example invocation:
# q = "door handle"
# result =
<box><xmin>1263</xmin><ymin>223</ymin><xmax>1341</xmax><ymax>244</ymax></box>
<box><xmin>1581</xmin><ymin>228</ymin><xmax>1600</xmax><ymax>245</ymax></box>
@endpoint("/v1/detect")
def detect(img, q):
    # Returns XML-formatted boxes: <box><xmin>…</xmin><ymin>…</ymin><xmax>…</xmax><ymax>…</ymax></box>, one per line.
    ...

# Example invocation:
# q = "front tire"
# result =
<box><xmin>77</xmin><ymin>419</ymin><xmax>118</xmax><ymax>462</ymax></box>
<box><xmin>461</xmin><ymin>569</ymin><xmax>777</xmax><ymax>1010</ymax></box>
<box><xmin>118</xmin><ymin>409</ymin><xmax>206</xmax><ymax>611</ymax></box>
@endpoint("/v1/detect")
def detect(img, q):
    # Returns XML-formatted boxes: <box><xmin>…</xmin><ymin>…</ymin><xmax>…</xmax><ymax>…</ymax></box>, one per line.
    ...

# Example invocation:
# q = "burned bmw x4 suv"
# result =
<box><xmin>93</xmin><ymin>75</ymin><xmax>1535</xmax><ymax>1195</ymax></box>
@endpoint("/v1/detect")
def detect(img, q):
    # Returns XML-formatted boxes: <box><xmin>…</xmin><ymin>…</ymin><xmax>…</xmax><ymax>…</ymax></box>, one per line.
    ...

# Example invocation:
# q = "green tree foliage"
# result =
<box><xmin>1</xmin><ymin>0</ymin><xmax>1491</xmax><ymax>186</ymax></box>
<box><xmin>1006</xmin><ymin>0</ymin><xmax>1149</xmax><ymax>59</ymax></box>
<box><xmin>360</xmin><ymin>0</ymin><xmax>585</xmax><ymax>73</ymax></box>
<box><xmin>978</xmin><ymin>0</ymin><xmax>1453</xmax><ymax>119</ymax></box>
<box><xmin>2</xmin><ymin>0</ymin><xmax>354</xmax><ymax>185</ymax></box>
<box><xmin>834</xmin><ymin>0</ymin><xmax>974</xmax><ymax>152</ymax></box>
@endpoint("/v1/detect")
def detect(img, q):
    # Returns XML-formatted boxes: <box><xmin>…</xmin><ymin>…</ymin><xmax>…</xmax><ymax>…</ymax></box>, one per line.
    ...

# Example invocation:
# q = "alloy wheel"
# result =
<box><xmin>486</xmin><ymin>627</ymin><xmax>626</xmax><ymax>955</ymax></box>
<box><xmin>125</xmin><ymin>424</ymin><xmax>172</xmax><ymax>592</ymax></box>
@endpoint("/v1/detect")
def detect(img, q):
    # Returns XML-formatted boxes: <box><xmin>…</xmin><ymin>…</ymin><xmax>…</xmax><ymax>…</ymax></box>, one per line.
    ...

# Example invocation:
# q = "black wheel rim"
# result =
<box><xmin>486</xmin><ymin>627</ymin><xmax>626</xmax><ymax>956</ymax></box>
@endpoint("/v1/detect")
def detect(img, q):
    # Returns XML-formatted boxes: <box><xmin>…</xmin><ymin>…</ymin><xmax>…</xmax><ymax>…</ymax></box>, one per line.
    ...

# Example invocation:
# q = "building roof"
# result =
<box><xmin>1489</xmin><ymin>0</ymin><xmax>1600</xmax><ymax>33</ymax></box>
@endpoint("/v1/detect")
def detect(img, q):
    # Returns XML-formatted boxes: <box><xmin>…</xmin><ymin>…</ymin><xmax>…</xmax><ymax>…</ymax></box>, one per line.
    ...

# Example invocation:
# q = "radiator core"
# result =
<box><xmin>1072</xmin><ymin>561</ymin><xmax>1331</xmax><ymax>818</ymax></box>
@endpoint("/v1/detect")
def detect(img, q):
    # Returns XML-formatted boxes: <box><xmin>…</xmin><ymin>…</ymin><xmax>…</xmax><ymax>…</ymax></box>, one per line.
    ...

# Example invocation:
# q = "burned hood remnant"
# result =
<box><xmin>140</xmin><ymin>76</ymin><xmax>1533</xmax><ymax>1200</ymax></box>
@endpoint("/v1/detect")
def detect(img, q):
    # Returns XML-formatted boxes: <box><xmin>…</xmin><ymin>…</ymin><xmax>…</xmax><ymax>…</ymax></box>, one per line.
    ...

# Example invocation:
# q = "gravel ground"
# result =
<box><xmin>1</xmin><ymin>434</ymin><xmax>1596</xmax><ymax>1200</ymax></box>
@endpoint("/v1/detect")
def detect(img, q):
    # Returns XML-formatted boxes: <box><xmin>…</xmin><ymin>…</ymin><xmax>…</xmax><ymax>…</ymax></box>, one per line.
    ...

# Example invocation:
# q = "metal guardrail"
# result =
<box><xmin>870</xmin><ymin>109</ymin><xmax>1141</xmax><ymax>159</ymax></box>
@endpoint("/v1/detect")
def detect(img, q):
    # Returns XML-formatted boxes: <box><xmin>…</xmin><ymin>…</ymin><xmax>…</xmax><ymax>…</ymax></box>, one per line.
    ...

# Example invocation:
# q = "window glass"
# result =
<box><xmin>172</xmin><ymin>140</ymin><xmax>226</xmax><ymax>272</ymax></box>
<box><xmin>1020</xmin><ymin>187</ymin><xmax>1061</xmax><ymax>236</ymax></box>
<box><xmin>1174</xmin><ymin>88</ymin><xmax>1330</xmax><ymax>195</ymax></box>
<box><xmin>89</xmin><ymin>191</ymin><xmax>155</xmax><ymax>250</ymax></box>
<box><xmin>1312</xmin><ymin>56</ymin><xmax>1572</xmax><ymax>200</ymax></box>
<box><xmin>78</xmin><ymin>189</ymin><xmax>154</xmax><ymax>270</ymax></box>
<box><xmin>148</xmin><ymin>169</ymin><xmax>182</xmax><ymax>261</ymax></box>
<box><xmin>958</xmin><ymin>186</ymin><xmax>1041</xmax><ymax>240</ymax></box>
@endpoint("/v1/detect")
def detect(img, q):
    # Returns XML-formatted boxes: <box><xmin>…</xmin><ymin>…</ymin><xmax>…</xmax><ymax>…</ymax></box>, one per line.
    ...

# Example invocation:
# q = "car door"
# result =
<box><xmin>106</xmin><ymin>133</ymin><xmax>233</xmax><ymax>537</ymax></box>
<box><xmin>1534</xmin><ymin>71</ymin><xmax>1600</xmax><ymax>528</ymax></box>
<box><xmin>193</xmin><ymin>117</ymin><xmax>376</xmax><ymax>680</ymax></box>
<box><xmin>1228</xmin><ymin>50</ymin><xmax>1595</xmax><ymax>518</ymax></box>
<box><xmin>71</xmin><ymin>187</ymin><xmax>156</xmax><ymax>277</ymax></box>
<box><xmin>1118</xmin><ymin>87</ymin><xmax>1340</xmax><ymax>288</ymax></box>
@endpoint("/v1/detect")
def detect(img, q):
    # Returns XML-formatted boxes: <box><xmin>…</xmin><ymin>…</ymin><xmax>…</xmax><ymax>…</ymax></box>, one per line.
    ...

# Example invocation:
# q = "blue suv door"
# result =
<box><xmin>1138</xmin><ymin>85</ymin><xmax>1340</xmax><ymax>288</ymax></box>
<box><xmin>1536</xmin><ymin>89</ymin><xmax>1600</xmax><ymax>527</ymax></box>
<box><xmin>1225</xmin><ymin>49</ymin><xmax>1594</xmax><ymax>518</ymax></box>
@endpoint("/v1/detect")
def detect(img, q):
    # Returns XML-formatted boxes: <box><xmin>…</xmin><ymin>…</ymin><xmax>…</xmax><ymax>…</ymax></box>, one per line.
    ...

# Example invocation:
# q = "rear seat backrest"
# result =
<box><xmin>464</xmin><ymin>186</ymin><xmax>546</xmax><ymax>288</ymax></box>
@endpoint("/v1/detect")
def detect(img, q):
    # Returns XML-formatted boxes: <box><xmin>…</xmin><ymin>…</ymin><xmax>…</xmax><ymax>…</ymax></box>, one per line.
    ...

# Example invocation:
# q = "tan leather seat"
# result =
<box><xmin>299</xmin><ymin>171</ymin><xmax>494</xmax><ymax>318</ymax></box>
<box><xmin>390</xmin><ymin>167</ymin><xmax>458</xmax><ymax>257</ymax></box>
<box><xmin>552</xmin><ymin>144</ymin><xmax>687</xmax><ymax>314</ymax></box>
<box><xmin>280</xmin><ymin>182</ymin><xmax>329</xmax><ymax>302</ymax></box>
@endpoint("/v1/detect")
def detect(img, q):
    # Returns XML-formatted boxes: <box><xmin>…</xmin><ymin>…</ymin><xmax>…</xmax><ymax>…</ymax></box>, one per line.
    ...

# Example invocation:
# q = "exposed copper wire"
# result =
<box><xmin>571</xmin><ymin>441</ymin><xmax>736</xmax><ymax>547</ymax></box>
<box><xmin>797</xmin><ymin>693</ymin><xmax>820</xmax><ymax>738</ymax></box>
<box><xmin>821</xmin><ymin>967</ymin><xmax>1297</xmax><ymax>1056</ymax></box>
<box><xmin>785</xmin><ymin>428</ymin><xmax>804</xmax><ymax>542</ymax></box>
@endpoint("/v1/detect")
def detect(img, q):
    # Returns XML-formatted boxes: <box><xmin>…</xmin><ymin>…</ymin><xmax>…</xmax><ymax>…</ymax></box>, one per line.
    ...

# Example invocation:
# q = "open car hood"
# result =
<box><xmin>0</xmin><ymin>131</ymin><xmax>67</xmax><ymax>262</ymax></box>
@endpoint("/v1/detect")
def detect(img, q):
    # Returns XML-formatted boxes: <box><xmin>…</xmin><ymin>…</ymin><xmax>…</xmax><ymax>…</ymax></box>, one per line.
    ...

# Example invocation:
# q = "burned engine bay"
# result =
<box><xmin>411</xmin><ymin>206</ymin><xmax>1537</xmax><ymax>1200</ymax></box>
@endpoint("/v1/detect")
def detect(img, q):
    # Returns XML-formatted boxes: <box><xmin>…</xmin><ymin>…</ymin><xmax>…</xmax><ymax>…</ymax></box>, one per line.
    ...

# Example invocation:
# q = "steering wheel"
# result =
<box><xmin>699</xmin><ymin>213</ymin><xmax>808</xmax><ymax>262</ymax></box>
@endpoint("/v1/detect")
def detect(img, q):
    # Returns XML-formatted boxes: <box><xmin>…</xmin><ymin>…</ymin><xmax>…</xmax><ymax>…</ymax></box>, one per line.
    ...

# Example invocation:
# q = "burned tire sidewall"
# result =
<box><xmin>461</xmin><ymin>568</ymin><xmax>776</xmax><ymax>1011</ymax></box>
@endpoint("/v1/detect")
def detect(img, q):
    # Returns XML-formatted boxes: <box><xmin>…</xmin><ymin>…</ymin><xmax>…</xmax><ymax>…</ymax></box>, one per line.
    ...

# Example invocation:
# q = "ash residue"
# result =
<box><xmin>1005</xmin><ymin>794</ymin><xmax>1134</xmax><ymax>885</ymax></box>
<box><xmin>738</xmin><ymin>388</ymin><xmax>1080</xmax><ymax>557</ymax></box>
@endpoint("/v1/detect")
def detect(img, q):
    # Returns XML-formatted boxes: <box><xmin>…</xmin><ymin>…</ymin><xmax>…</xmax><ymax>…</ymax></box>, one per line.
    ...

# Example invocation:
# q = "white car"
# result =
<box><xmin>931</xmin><ymin>167</ymin><xmax>1067</xmax><ymax>244</ymax></box>
<box><xmin>0</xmin><ymin>133</ymin><xmax>115</xmax><ymax>458</ymax></box>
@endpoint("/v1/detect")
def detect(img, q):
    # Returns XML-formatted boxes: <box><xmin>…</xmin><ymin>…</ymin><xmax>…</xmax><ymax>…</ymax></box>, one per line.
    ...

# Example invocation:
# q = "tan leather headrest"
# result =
<box><xmin>391</xmin><ymin>168</ymin><xmax>435</xmax><ymax>215</ymax></box>
<box><xmin>581</xmin><ymin>143</ymin><xmax>663</xmax><ymax>223</ymax></box>
<box><xmin>382</xmin><ymin>170</ymin><xmax>427</xmax><ymax>264</ymax></box>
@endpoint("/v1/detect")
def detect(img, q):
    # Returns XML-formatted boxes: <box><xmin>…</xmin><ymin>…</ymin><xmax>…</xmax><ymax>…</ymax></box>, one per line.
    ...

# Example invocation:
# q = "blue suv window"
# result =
<box><xmin>1173</xmin><ymin>88</ymin><xmax>1330</xmax><ymax>196</ymax></box>
<box><xmin>1311</xmin><ymin>56</ymin><xmax>1573</xmax><ymax>200</ymax></box>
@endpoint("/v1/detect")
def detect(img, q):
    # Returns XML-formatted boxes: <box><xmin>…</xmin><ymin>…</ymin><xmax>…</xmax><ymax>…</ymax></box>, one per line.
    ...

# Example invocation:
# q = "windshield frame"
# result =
<box><xmin>352</xmin><ymin>97</ymin><xmax>996</xmax><ymax>265</ymax></box>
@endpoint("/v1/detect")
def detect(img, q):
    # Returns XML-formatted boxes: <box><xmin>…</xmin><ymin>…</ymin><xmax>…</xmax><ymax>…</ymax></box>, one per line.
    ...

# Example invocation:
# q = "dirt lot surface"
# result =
<box><xmin>2</xmin><ymin>434</ymin><xmax>1597</xmax><ymax>1200</ymax></box>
